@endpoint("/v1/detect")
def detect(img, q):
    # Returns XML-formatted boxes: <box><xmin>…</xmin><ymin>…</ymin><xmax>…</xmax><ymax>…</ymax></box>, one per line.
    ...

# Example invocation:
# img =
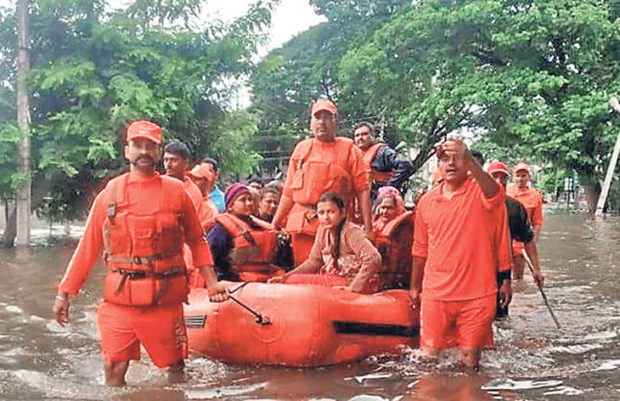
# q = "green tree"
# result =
<box><xmin>0</xmin><ymin>0</ymin><xmax>276</xmax><ymax>246</ymax></box>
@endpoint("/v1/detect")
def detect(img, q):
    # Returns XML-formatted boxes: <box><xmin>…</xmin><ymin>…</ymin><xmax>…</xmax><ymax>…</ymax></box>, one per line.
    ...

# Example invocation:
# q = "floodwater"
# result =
<box><xmin>1</xmin><ymin>210</ymin><xmax>619</xmax><ymax>401</ymax></box>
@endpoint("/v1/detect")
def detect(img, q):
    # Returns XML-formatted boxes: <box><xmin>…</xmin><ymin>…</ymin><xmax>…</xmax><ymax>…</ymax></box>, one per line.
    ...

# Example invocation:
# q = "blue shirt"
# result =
<box><xmin>209</xmin><ymin>186</ymin><xmax>226</xmax><ymax>212</ymax></box>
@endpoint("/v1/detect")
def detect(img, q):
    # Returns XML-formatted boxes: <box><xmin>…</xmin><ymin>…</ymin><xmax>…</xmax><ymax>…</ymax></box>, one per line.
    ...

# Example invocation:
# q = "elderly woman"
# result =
<box><xmin>372</xmin><ymin>186</ymin><xmax>415</xmax><ymax>290</ymax></box>
<box><xmin>270</xmin><ymin>192</ymin><xmax>381</xmax><ymax>293</ymax></box>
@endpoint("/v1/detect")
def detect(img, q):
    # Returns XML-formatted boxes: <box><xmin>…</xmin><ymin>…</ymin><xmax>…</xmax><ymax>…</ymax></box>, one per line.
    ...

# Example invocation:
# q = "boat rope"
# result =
<box><xmin>228</xmin><ymin>294</ymin><xmax>271</xmax><ymax>325</ymax></box>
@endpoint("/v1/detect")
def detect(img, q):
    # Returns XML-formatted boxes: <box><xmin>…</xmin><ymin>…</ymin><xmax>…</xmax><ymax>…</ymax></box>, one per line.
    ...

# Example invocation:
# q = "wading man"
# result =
<box><xmin>52</xmin><ymin>120</ymin><xmax>228</xmax><ymax>386</ymax></box>
<box><xmin>410</xmin><ymin>137</ymin><xmax>512</xmax><ymax>369</ymax></box>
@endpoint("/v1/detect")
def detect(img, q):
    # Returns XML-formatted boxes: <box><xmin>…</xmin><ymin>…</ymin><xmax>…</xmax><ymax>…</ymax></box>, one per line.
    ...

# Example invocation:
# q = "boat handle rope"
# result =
<box><xmin>228</xmin><ymin>294</ymin><xmax>271</xmax><ymax>325</ymax></box>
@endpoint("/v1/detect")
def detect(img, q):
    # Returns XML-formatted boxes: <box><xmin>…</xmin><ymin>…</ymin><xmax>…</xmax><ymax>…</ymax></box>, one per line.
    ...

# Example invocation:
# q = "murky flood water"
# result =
<box><xmin>1</xmin><ymin>210</ymin><xmax>619</xmax><ymax>401</ymax></box>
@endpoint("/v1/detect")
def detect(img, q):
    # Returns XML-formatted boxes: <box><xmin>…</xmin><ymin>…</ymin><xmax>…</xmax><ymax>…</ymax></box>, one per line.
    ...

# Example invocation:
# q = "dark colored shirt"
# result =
<box><xmin>506</xmin><ymin>196</ymin><xmax>534</xmax><ymax>244</ymax></box>
<box><xmin>371</xmin><ymin>145</ymin><xmax>413</xmax><ymax>194</ymax></box>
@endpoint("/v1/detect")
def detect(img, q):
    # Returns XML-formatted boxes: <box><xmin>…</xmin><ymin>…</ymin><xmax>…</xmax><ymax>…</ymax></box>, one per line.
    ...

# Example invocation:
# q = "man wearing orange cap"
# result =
<box><xmin>410</xmin><ymin>136</ymin><xmax>512</xmax><ymax>369</ymax></box>
<box><xmin>506</xmin><ymin>162</ymin><xmax>544</xmax><ymax>279</ymax></box>
<box><xmin>187</xmin><ymin>163</ymin><xmax>218</xmax><ymax>221</ymax></box>
<box><xmin>52</xmin><ymin>120</ymin><xmax>228</xmax><ymax>386</ymax></box>
<box><xmin>272</xmin><ymin>99</ymin><xmax>372</xmax><ymax>266</ymax></box>
<box><xmin>487</xmin><ymin>160</ymin><xmax>544</xmax><ymax>317</ymax></box>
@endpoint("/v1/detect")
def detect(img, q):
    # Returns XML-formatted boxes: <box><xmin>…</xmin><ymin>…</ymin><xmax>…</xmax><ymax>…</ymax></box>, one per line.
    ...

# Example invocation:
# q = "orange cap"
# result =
<box><xmin>487</xmin><ymin>160</ymin><xmax>510</xmax><ymax>176</ymax></box>
<box><xmin>126</xmin><ymin>120</ymin><xmax>162</xmax><ymax>144</ymax></box>
<box><xmin>513</xmin><ymin>162</ymin><xmax>530</xmax><ymax>175</ymax></box>
<box><xmin>311</xmin><ymin>98</ymin><xmax>337</xmax><ymax>116</ymax></box>
<box><xmin>188</xmin><ymin>163</ymin><xmax>214</xmax><ymax>182</ymax></box>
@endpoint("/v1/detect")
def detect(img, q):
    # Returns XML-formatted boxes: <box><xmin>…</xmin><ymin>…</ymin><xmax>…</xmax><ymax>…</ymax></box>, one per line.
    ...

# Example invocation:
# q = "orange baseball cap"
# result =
<box><xmin>126</xmin><ymin>120</ymin><xmax>162</xmax><ymax>144</ymax></box>
<box><xmin>187</xmin><ymin>163</ymin><xmax>214</xmax><ymax>182</ymax></box>
<box><xmin>311</xmin><ymin>98</ymin><xmax>337</xmax><ymax>116</ymax></box>
<box><xmin>487</xmin><ymin>160</ymin><xmax>510</xmax><ymax>176</ymax></box>
<box><xmin>513</xmin><ymin>162</ymin><xmax>530</xmax><ymax>175</ymax></box>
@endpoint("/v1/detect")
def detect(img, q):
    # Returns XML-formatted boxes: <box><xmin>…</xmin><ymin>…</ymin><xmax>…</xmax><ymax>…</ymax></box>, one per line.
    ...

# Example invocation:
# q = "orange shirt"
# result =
<box><xmin>58</xmin><ymin>172</ymin><xmax>213</xmax><ymax>295</ymax></box>
<box><xmin>282</xmin><ymin>138</ymin><xmax>371</xmax><ymax>200</ymax></box>
<box><xmin>412</xmin><ymin>177</ymin><xmax>511</xmax><ymax>301</ymax></box>
<box><xmin>182</xmin><ymin>176</ymin><xmax>212</xmax><ymax>230</ymax></box>
<box><xmin>506</xmin><ymin>184</ymin><xmax>543</xmax><ymax>228</ymax></box>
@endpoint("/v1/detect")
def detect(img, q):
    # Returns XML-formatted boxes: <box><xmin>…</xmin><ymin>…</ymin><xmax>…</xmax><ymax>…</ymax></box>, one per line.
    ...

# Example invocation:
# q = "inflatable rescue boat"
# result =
<box><xmin>184</xmin><ymin>283</ymin><xmax>419</xmax><ymax>367</ymax></box>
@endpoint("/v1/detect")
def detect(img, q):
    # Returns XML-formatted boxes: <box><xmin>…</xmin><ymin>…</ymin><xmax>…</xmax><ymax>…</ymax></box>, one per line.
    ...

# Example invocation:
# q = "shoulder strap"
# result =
<box><xmin>295</xmin><ymin>139</ymin><xmax>315</xmax><ymax>170</ymax></box>
<box><xmin>104</xmin><ymin>173</ymin><xmax>129</xmax><ymax>225</ymax></box>
<box><xmin>364</xmin><ymin>142</ymin><xmax>387</xmax><ymax>165</ymax></box>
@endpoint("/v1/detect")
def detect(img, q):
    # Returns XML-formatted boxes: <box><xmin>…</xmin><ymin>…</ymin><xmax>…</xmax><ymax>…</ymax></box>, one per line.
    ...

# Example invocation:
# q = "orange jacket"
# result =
<box><xmin>283</xmin><ymin>138</ymin><xmax>370</xmax><ymax>235</ymax></box>
<box><xmin>362</xmin><ymin>143</ymin><xmax>392</xmax><ymax>185</ymax></box>
<box><xmin>215</xmin><ymin>213</ymin><xmax>282</xmax><ymax>282</ymax></box>
<box><xmin>506</xmin><ymin>184</ymin><xmax>543</xmax><ymax>228</ymax></box>
<box><xmin>372</xmin><ymin>211</ymin><xmax>415</xmax><ymax>290</ymax></box>
<box><xmin>58</xmin><ymin>172</ymin><xmax>213</xmax><ymax>306</ymax></box>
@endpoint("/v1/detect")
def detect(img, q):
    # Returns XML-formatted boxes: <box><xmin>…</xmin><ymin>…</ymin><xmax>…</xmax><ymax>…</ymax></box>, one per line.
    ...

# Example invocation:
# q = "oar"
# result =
<box><xmin>522</xmin><ymin>250</ymin><xmax>561</xmax><ymax>330</ymax></box>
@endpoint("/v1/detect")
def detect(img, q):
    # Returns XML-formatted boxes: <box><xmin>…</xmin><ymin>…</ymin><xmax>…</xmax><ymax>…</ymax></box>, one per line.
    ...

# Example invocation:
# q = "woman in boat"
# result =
<box><xmin>207</xmin><ymin>183</ymin><xmax>292</xmax><ymax>282</ymax></box>
<box><xmin>371</xmin><ymin>186</ymin><xmax>415</xmax><ymax>290</ymax></box>
<box><xmin>270</xmin><ymin>192</ymin><xmax>381</xmax><ymax>293</ymax></box>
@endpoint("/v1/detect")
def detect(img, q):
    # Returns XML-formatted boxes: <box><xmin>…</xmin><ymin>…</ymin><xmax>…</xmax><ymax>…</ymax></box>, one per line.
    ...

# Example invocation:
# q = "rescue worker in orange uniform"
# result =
<box><xmin>371</xmin><ymin>186</ymin><xmax>414</xmax><ymax>290</ymax></box>
<box><xmin>506</xmin><ymin>162</ymin><xmax>544</xmax><ymax>279</ymax></box>
<box><xmin>272</xmin><ymin>99</ymin><xmax>372</xmax><ymax>266</ymax></box>
<box><xmin>410</xmin><ymin>136</ymin><xmax>512</xmax><ymax>369</ymax></box>
<box><xmin>354</xmin><ymin>121</ymin><xmax>413</xmax><ymax>197</ymax></box>
<box><xmin>52</xmin><ymin>121</ymin><xmax>228</xmax><ymax>386</ymax></box>
<box><xmin>163</xmin><ymin>141</ymin><xmax>212</xmax><ymax>230</ymax></box>
<box><xmin>208</xmin><ymin>183</ymin><xmax>293</xmax><ymax>282</ymax></box>
<box><xmin>187</xmin><ymin>162</ymin><xmax>218</xmax><ymax>222</ymax></box>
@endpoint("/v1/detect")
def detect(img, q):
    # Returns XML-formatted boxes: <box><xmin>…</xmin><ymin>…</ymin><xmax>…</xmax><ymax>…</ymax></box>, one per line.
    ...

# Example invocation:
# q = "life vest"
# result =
<box><xmin>362</xmin><ymin>142</ymin><xmax>392</xmax><ymax>185</ymax></box>
<box><xmin>286</xmin><ymin>138</ymin><xmax>355</xmax><ymax>235</ymax></box>
<box><xmin>372</xmin><ymin>211</ymin><xmax>415</xmax><ymax>290</ymax></box>
<box><xmin>215</xmin><ymin>213</ymin><xmax>283</xmax><ymax>282</ymax></box>
<box><xmin>102</xmin><ymin>173</ymin><xmax>188</xmax><ymax>306</ymax></box>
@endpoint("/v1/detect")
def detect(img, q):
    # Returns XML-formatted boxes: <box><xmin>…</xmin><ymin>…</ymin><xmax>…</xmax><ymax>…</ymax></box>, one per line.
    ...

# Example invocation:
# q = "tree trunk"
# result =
<box><xmin>1</xmin><ymin>202</ymin><xmax>17</xmax><ymax>248</ymax></box>
<box><xmin>16</xmin><ymin>0</ymin><xmax>31</xmax><ymax>246</ymax></box>
<box><xmin>583</xmin><ymin>183</ymin><xmax>600</xmax><ymax>214</ymax></box>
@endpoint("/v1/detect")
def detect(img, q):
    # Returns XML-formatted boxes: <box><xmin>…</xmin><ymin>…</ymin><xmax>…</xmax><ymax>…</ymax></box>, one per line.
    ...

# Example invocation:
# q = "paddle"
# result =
<box><xmin>522</xmin><ymin>250</ymin><xmax>561</xmax><ymax>330</ymax></box>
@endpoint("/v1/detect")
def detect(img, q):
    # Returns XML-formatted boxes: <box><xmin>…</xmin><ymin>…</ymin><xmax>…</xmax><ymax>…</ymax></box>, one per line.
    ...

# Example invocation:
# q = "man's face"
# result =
<box><xmin>124</xmin><ymin>139</ymin><xmax>162</xmax><ymax>172</ymax></box>
<box><xmin>354</xmin><ymin>126</ymin><xmax>373</xmax><ymax>150</ymax></box>
<box><xmin>491</xmin><ymin>172</ymin><xmax>508</xmax><ymax>187</ymax></box>
<box><xmin>438</xmin><ymin>143</ymin><xmax>468</xmax><ymax>185</ymax></box>
<box><xmin>163</xmin><ymin>152</ymin><xmax>188</xmax><ymax>179</ymax></box>
<box><xmin>311</xmin><ymin>110</ymin><xmax>337</xmax><ymax>142</ymax></box>
<box><xmin>514</xmin><ymin>171</ymin><xmax>530</xmax><ymax>188</ymax></box>
<box><xmin>259</xmin><ymin>192</ymin><xmax>280</xmax><ymax>218</ymax></box>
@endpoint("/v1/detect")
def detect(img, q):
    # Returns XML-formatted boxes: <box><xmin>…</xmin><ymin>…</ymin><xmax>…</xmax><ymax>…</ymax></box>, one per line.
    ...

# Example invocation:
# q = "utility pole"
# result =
<box><xmin>16</xmin><ymin>0</ymin><xmax>31</xmax><ymax>246</ymax></box>
<box><xmin>596</xmin><ymin>97</ymin><xmax>620</xmax><ymax>216</ymax></box>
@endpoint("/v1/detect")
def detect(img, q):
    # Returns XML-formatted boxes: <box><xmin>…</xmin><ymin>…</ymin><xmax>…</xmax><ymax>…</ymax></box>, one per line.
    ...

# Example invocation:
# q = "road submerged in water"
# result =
<box><xmin>1</xmin><ymin>210</ymin><xmax>619</xmax><ymax>401</ymax></box>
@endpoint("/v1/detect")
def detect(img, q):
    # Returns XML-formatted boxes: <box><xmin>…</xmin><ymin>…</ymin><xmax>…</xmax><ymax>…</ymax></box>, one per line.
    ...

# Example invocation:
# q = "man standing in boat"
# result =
<box><xmin>353</xmin><ymin>121</ymin><xmax>413</xmax><ymax>198</ymax></box>
<box><xmin>52</xmin><ymin>120</ymin><xmax>228</xmax><ymax>386</ymax></box>
<box><xmin>272</xmin><ymin>98</ymin><xmax>372</xmax><ymax>266</ymax></box>
<box><xmin>410</xmin><ymin>136</ymin><xmax>513</xmax><ymax>369</ymax></box>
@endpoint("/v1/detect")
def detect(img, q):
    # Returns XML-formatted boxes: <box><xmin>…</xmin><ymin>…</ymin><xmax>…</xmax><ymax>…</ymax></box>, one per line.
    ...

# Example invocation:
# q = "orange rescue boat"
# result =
<box><xmin>184</xmin><ymin>283</ymin><xmax>419</xmax><ymax>367</ymax></box>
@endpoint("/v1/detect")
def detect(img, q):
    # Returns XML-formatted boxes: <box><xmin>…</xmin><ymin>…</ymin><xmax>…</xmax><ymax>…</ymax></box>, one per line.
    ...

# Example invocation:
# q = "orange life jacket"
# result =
<box><xmin>362</xmin><ymin>142</ymin><xmax>392</xmax><ymax>185</ymax></box>
<box><xmin>215</xmin><ymin>213</ymin><xmax>282</xmax><ymax>282</ymax></box>
<box><xmin>286</xmin><ymin>138</ymin><xmax>355</xmax><ymax>235</ymax></box>
<box><xmin>102</xmin><ymin>173</ymin><xmax>188</xmax><ymax>306</ymax></box>
<box><xmin>372</xmin><ymin>211</ymin><xmax>415</xmax><ymax>290</ymax></box>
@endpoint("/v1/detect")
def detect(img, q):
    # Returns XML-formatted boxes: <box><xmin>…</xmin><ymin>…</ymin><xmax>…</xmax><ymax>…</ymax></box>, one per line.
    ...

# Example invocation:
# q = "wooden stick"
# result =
<box><xmin>523</xmin><ymin>250</ymin><xmax>561</xmax><ymax>330</ymax></box>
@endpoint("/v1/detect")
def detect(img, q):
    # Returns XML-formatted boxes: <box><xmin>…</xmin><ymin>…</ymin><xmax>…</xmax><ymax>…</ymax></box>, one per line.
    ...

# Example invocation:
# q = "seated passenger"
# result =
<box><xmin>372</xmin><ymin>186</ymin><xmax>414</xmax><ymax>290</ymax></box>
<box><xmin>270</xmin><ymin>192</ymin><xmax>381</xmax><ymax>293</ymax></box>
<box><xmin>207</xmin><ymin>183</ymin><xmax>292</xmax><ymax>282</ymax></box>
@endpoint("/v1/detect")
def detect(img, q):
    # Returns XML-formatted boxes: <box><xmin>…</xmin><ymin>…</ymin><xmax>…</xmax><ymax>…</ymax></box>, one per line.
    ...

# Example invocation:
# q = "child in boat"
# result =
<box><xmin>269</xmin><ymin>192</ymin><xmax>381</xmax><ymax>293</ymax></box>
<box><xmin>207</xmin><ymin>183</ymin><xmax>293</xmax><ymax>282</ymax></box>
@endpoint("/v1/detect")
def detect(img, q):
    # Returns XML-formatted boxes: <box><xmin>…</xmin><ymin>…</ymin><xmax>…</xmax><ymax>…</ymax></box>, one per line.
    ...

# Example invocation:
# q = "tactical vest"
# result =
<box><xmin>102</xmin><ymin>173</ymin><xmax>188</xmax><ymax>306</ymax></box>
<box><xmin>362</xmin><ymin>142</ymin><xmax>392</xmax><ymax>185</ymax></box>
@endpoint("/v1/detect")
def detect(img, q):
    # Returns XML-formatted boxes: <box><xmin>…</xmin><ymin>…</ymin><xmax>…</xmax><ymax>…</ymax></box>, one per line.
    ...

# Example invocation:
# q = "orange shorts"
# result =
<box><xmin>512</xmin><ymin>240</ymin><xmax>525</xmax><ymax>256</ymax></box>
<box><xmin>96</xmin><ymin>302</ymin><xmax>188</xmax><ymax>368</ymax></box>
<box><xmin>420</xmin><ymin>295</ymin><xmax>495</xmax><ymax>349</ymax></box>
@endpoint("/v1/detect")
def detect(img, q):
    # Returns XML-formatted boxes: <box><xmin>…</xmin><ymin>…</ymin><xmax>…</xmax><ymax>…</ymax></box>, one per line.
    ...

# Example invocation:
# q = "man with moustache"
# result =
<box><xmin>52</xmin><ymin>120</ymin><xmax>228</xmax><ymax>386</ymax></box>
<box><xmin>272</xmin><ymin>99</ymin><xmax>372</xmax><ymax>266</ymax></box>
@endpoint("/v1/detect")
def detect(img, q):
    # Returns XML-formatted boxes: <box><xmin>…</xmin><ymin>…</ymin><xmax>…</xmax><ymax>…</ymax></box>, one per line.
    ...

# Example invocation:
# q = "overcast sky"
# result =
<box><xmin>0</xmin><ymin>0</ymin><xmax>325</xmax><ymax>52</ymax></box>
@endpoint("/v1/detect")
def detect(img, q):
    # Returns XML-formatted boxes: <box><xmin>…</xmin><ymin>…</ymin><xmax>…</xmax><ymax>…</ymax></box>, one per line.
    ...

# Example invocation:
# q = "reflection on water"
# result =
<box><xmin>1</xmin><ymin>211</ymin><xmax>619</xmax><ymax>400</ymax></box>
